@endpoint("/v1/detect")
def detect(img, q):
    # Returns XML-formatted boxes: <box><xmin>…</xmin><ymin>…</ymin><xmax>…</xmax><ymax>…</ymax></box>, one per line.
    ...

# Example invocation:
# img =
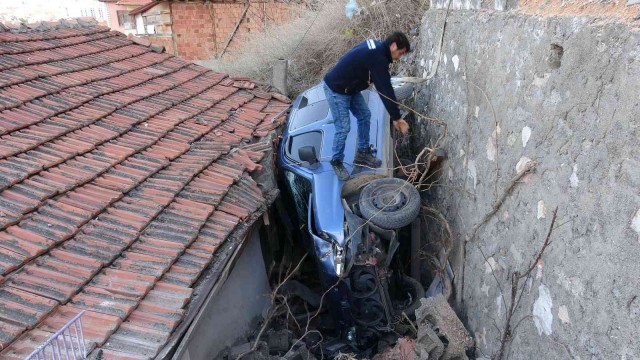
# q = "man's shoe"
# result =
<box><xmin>354</xmin><ymin>149</ymin><xmax>382</xmax><ymax>168</ymax></box>
<box><xmin>330</xmin><ymin>159</ymin><xmax>350</xmax><ymax>181</ymax></box>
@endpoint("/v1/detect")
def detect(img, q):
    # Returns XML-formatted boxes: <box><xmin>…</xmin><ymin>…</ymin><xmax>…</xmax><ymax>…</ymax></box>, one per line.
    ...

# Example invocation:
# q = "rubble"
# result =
<box><xmin>415</xmin><ymin>296</ymin><xmax>474</xmax><ymax>360</ymax></box>
<box><xmin>267</xmin><ymin>329</ymin><xmax>293</xmax><ymax>355</ymax></box>
<box><xmin>416</xmin><ymin>325</ymin><xmax>445</xmax><ymax>359</ymax></box>
<box><xmin>372</xmin><ymin>337</ymin><xmax>418</xmax><ymax>360</ymax></box>
<box><xmin>282</xmin><ymin>344</ymin><xmax>319</xmax><ymax>360</ymax></box>
<box><xmin>227</xmin><ymin>341</ymin><xmax>268</xmax><ymax>360</ymax></box>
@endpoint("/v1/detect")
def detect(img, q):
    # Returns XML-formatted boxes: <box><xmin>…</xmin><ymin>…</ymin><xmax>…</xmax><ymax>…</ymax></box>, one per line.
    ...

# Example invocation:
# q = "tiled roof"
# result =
<box><xmin>130</xmin><ymin>1</ymin><xmax>160</xmax><ymax>16</ymax></box>
<box><xmin>0</xmin><ymin>18</ymin><xmax>290</xmax><ymax>358</ymax></box>
<box><xmin>116</xmin><ymin>0</ymin><xmax>151</xmax><ymax>6</ymax></box>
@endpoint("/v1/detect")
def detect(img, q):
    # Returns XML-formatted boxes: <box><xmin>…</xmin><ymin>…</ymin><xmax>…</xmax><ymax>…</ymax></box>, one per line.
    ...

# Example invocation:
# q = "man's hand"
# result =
<box><xmin>393</xmin><ymin>119</ymin><xmax>410</xmax><ymax>134</ymax></box>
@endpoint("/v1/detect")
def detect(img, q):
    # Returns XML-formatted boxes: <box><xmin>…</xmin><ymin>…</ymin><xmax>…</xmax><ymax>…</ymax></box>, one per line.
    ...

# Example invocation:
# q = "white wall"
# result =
<box><xmin>135</xmin><ymin>13</ymin><xmax>145</xmax><ymax>35</ymax></box>
<box><xmin>0</xmin><ymin>0</ymin><xmax>107</xmax><ymax>23</ymax></box>
<box><xmin>173</xmin><ymin>226</ymin><xmax>272</xmax><ymax>359</ymax></box>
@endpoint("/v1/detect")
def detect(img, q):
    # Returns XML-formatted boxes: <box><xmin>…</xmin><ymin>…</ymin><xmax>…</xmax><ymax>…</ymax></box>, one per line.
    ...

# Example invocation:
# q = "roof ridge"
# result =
<box><xmin>0</xmin><ymin>17</ymin><xmax>102</xmax><ymax>34</ymax></box>
<box><xmin>126</xmin><ymin>33</ymin><xmax>167</xmax><ymax>53</ymax></box>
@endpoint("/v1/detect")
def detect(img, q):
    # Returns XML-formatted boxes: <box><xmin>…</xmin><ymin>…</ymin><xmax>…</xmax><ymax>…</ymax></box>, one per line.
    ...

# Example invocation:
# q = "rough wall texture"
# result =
<box><xmin>412</xmin><ymin>5</ymin><xmax>640</xmax><ymax>359</ymax></box>
<box><xmin>170</xmin><ymin>2</ymin><xmax>299</xmax><ymax>60</ymax></box>
<box><xmin>147</xmin><ymin>35</ymin><xmax>175</xmax><ymax>55</ymax></box>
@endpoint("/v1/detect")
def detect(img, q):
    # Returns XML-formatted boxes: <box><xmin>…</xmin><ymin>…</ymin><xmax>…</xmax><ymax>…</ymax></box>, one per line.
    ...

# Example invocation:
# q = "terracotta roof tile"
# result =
<box><xmin>0</xmin><ymin>328</ymin><xmax>65</xmax><ymax>359</ymax></box>
<box><xmin>40</xmin><ymin>305</ymin><xmax>121</xmax><ymax>347</ymax></box>
<box><xmin>0</xmin><ymin>287</ymin><xmax>57</xmax><ymax>329</ymax></box>
<box><xmin>102</xmin><ymin>323</ymin><xmax>169</xmax><ymax>358</ymax></box>
<box><xmin>0</xmin><ymin>19</ymin><xmax>290</xmax><ymax>356</ymax></box>
<box><xmin>0</xmin><ymin>320</ymin><xmax>23</xmax><ymax>350</ymax></box>
<box><xmin>71</xmin><ymin>286</ymin><xmax>139</xmax><ymax>320</ymax></box>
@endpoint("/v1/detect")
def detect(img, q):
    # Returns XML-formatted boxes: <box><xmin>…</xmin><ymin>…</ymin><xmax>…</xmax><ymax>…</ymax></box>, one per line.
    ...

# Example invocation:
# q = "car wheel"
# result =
<box><xmin>391</xmin><ymin>78</ymin><xmax>414</xmax><ymax>101</ymax></box>
<box><xmin>358</xmin><ymin>177</ymin><xmax>420</xmax><ymax>229</ymax></box>
<box><xmin>393</xmin><ymin>275</ymin><xmax>425</xmax><ymax>319</ymax></box>
<box><xmin>341</xmin><ymin>172</ymin><xmax>387</xmax><ymax>198</ymax></box>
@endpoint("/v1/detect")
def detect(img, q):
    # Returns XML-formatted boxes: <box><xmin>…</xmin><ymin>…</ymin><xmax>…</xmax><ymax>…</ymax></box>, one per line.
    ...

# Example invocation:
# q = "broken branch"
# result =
<box><xmin>466</xmin><ymin>160</ymin><xmax>537</xmax><ymax>243</ymax></box>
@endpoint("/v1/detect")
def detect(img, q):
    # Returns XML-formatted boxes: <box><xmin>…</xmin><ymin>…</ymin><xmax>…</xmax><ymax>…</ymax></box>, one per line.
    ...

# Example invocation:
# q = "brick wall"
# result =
<box><xmin>148</xmin><ymin>36</ymin><xmax>175</xmax><ymax>54</ymax></box>
<box><xmin>171</xmin><ymin>1</ymin><xmax>300</xmax><ymax>61</ymax></box>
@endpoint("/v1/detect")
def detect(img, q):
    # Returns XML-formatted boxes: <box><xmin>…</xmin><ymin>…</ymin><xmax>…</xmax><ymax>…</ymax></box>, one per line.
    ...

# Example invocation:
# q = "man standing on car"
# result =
<box><xmin>323</xmin><ymin>31</ymin><xmax>411</xmax><ymax>181</ymax></box>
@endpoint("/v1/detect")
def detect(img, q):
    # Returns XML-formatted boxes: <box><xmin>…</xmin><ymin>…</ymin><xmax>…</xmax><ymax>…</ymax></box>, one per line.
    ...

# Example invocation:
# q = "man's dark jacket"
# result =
<box><xmin>324</xmin><ymin>39</ymin><xmax>401</xmax><ymax>120</ymax></box>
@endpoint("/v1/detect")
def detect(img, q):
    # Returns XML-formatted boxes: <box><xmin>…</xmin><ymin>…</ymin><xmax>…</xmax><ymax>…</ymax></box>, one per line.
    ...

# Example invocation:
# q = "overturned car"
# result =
<box><xmin>277</xmin><ymin>80</ymin><xmax>425</xmax><ymax>354</ymax></box>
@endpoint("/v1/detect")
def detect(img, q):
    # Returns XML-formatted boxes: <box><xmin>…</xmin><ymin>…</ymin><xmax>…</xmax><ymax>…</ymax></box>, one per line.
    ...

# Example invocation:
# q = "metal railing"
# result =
<box><xmin>24</xmin><ymin>310</ymin><xmax>87</xmax><ymax>360</ymax></box>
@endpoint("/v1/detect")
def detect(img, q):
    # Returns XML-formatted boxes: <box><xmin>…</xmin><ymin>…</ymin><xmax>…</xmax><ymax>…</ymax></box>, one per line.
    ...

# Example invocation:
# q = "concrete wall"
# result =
<box><xmin>175</xmin><ymin>225</ymin><xmax>271</xmax><ymax>360</ymax></box>
<box><xmin>143</xmin><ymin>1</ymin><xmax>173</xmax><ymax>35</ymax></box>
<box><xmin>412</xmin><ymin>3</ymin><xmax>640</xmax><ymax>359</ymax></box>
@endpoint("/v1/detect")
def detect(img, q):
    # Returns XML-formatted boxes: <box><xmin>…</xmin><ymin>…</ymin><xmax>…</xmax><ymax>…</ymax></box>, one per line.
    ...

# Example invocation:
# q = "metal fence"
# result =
<box><xmin>24</xmin><ymin>310</ymin><xmax>87</xmax><ymax>360</ymax></box>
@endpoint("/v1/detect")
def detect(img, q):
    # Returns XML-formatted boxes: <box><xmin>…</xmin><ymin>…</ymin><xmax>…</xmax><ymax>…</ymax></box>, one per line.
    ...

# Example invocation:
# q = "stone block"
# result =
<box><xmin>415</xmin><ymin>296</ymin><xmax>473</xmax><ymax>360</ymax></box>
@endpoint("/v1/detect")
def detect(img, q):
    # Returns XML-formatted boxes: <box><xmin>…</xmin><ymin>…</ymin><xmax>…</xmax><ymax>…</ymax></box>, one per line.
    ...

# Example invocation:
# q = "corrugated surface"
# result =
<box><xmin>0</xmin><ymin>18</ymin><xmax>289</xmax><ymax>358</ymax></box>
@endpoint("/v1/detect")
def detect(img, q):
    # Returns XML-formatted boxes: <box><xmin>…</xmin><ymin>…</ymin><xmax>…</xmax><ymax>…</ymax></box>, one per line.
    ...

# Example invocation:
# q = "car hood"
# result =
<box><xmin>279</xmin><ymin>84</ymin><xmax>392</xmax><ymax>248</ymax></box>
<box><xmin>312</xmin><ymin>170</ymin><xmax>346</xmax><ymax>245</ymax></box>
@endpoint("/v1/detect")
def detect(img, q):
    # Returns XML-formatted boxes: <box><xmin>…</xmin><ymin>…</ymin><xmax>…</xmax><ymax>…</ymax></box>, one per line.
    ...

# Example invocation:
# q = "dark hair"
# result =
<box><xmin>386</xmin><ymin>32</ymin><xmax>410</xmax><ymax>52</ymax></box>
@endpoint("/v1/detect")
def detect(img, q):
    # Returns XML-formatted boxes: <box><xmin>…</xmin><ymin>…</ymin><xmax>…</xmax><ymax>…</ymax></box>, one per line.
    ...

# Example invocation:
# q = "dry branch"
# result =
<box><xmin>457</xmin><ymin>160</ymin><xmax>537</xmax><ymax>309</ymax></box>
<box><xmin>466</xmin><ymin>161</ymin><xmax>537</xmax><ymax>243</ymax></box>
<box><xmin>495</xmin><ymin>207</ymin><xmax>558</xmax><ymax>360</ymax></box>
<box><xmin>236</xmin><ymin>253</ymin><xmax>308</xmax><ymax>360</ymax></box>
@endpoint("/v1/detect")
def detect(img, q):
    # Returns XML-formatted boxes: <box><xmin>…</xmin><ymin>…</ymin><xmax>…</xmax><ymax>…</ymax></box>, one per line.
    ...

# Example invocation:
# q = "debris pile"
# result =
<box><xmin>414</xmin><ymin>296</ymin><xmax>474</xmax><ymax>360</ymax></box>
<box><xmin>221</xmin><ymin>293</ymin><xmax>473</xmax><ymax>360</ymax></box>
<box><xmin>222</xmin><ymin>329</ymin><xmax>318</xmax><ymax>360</ymax></box>
<box><xmin>365</xmin><ymin>295</ymin><xmax>475</xmax><ymax>360</ymax></box>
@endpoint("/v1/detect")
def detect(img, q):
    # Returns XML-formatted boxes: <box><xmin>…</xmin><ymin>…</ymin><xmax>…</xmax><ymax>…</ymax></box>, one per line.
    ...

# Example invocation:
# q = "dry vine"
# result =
<box><xmin>465</xmin><ymin>160</ymin><xmax>537</xmax><ymax>243</ymax></box>
<box><xmin>495</xmin><ymin>206</ymin><xmax>558</xmax><ymax>360</ymax></box>
<box><xmin>235</xmin><ymin>253</ymin><xmax>309</xmax><ymax>360</ymax></box>
<box><xmin>456</xmin><ymin>160</ymin><xmax>538</xmax><ymax>307</ymax></box>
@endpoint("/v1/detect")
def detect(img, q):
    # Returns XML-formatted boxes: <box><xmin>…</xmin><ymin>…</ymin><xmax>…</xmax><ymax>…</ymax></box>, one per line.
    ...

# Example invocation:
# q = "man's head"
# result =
<box><xmin>386</xmin><ymin>32</ymin><xmax>410</xmax><ymax>60</ymax></box>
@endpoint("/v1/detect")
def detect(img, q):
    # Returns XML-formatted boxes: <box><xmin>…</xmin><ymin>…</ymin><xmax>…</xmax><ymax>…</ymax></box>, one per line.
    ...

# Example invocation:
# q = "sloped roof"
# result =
<box><xmin>116</xmin><ymin>0</ymin><xmax>151</xmax><ymax>6</ymax></box>
<box><xmin>130</xmin><ymin>1</ymin><xmax>161</xmax><ymax>16</ymax></box>
<box><xmin>0</xmin><ymin>18</ymin><xmax>289</xmax><ymax>358</ymax></box>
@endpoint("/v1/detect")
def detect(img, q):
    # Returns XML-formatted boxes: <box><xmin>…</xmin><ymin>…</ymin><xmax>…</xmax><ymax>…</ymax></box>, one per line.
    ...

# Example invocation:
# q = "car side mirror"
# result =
<box><xmin>299</xmin><ymin>146</ymin><xmax>319</xmax><ymax>169</ymax></box>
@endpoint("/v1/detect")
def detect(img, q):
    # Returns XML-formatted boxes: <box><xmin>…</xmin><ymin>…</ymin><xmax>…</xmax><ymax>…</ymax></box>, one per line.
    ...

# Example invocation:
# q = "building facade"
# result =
<box><xmin>101</xmin><ymin>0</ymin><xmax>301</xmax><ymax>60</ymax></box>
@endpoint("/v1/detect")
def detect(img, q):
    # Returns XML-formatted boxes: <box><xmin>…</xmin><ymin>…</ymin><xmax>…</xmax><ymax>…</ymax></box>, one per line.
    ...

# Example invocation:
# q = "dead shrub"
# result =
<box><xmin>197</xmin><ymin>0</ymin><xmax>426</xmax><ymax>96</ymax></box>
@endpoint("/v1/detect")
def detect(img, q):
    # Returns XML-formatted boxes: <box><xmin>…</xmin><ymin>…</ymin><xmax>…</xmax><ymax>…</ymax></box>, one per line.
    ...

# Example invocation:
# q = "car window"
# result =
<box><xmin>290</xmin><ymin>100</ymin><xmax>329</xmax><ymax>130</ymax></box>
<box><xmin>283</xmin><ymin>170</ymin><xmax>312</xmax><ymax>224</ymax></box>
<box><xmin>287</xmin><ymin>131</ymin><xmax>322</xmax><ymax>162</ymax></box>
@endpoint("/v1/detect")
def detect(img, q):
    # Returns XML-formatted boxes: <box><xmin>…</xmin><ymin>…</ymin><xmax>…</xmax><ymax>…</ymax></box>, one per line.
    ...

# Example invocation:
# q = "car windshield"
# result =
<box><xmin>289</xmin><ymin>99</ymin><xmax>330</xmax><ymax>130</ymax></box>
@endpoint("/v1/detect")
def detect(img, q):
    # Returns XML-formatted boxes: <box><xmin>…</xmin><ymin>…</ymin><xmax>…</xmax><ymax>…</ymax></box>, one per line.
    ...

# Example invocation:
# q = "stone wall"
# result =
<box><xmin>412</xmin><ymin>3</ymin><xmax>640</xmax><ymax>358</ymax></box>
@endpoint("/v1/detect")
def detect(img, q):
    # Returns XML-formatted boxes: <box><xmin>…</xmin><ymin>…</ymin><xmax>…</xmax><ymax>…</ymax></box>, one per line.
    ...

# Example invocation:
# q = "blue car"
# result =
<box><xmin>278</xmin><ymin>80</ymin><xmax>424</xmax><ymax>351</ymax></box>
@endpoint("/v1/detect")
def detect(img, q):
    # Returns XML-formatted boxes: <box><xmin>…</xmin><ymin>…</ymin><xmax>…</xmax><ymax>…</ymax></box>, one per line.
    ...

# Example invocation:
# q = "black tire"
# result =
<box><xmin>393</xmin><ymin>275</ymin><xmax>425</xmax><ymax>319</ymax></box>
<box><xmin>391</xmin><ymin>78</ymin><xmax>414</xmax><ymax>101</ymax></box>
<box><xmin>358</xmin><ymin>178</ymin><xmax>420</xmax><ymax>229</ymax></box>
<box><xmin>341</xmin><ymin>172</ymin><xmax>387</xmax><ymax>198</ymax></box>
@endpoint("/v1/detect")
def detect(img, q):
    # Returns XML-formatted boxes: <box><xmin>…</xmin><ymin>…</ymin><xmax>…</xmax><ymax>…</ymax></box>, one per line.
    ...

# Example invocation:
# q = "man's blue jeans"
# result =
<box><xmin>323</xmin><ymin>83</ymin><xmax>371</xmax><ymax>162</ymax></box>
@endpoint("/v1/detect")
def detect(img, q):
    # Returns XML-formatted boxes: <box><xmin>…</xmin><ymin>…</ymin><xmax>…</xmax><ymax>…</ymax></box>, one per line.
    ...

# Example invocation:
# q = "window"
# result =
<box><xmin>287</xmin><ymin>131</ymin><xmax>322</xmax><ymax>163</ymax></box>
<box><xmin>98</xmin><ymin>8</ymin><xmax>103</xmax><ymax>19</ymax></box>
<box><xmin>117</xmin><ymin>10</ymin><xmax>134</xmax><ymax>29</ymax></box>
<box><xmin>283</xmin><ymin>171</ymin><xmax>312</xmax><ymax>226</ymax></box>
<box><xmin>289</xmin><ymin>99</ymin><xmax>329</xmax><ymax>131</ymax></box>
<box><xmin>90</xmin><ymin>8</ymin><xmax>95</xmax><ymax>18</ymax></box>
